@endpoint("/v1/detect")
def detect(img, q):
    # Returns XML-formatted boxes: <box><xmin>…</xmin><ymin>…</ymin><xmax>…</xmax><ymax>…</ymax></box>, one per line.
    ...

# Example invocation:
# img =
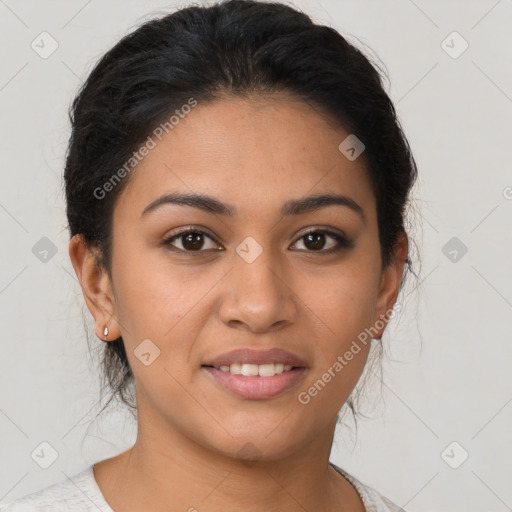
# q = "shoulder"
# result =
<box><xmin>0</xmin><ymin>466</ymin><xmax>113</xmax><ymax>512</ymax></box>
<box><xmin>330</xmin><ymin>463</ymin><xmax>405</xmax><ymax>512</ymax></box>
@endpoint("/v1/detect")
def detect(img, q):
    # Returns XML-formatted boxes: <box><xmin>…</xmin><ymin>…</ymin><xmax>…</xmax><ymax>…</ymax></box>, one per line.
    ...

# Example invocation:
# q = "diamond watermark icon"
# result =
<box><xmin>442</xmin><ymin>237</ymin><xmax>468</xmax><ymax>263</ymax></box>
<box><xmin>32</xmin><ymin>236</ymin><xmax>58</xmax><ymax>263</ymax></box>
<box><xmin>134</xmin><ymin>338</ymin><xmax>161</xmax><ymax>366</ymax></box>
<box><xmin>338</xmin><ymin>134</ymin><xmax>365</xmax><ymax>161</ymax></box>
<box><xmin>31</xmin><ymin>31</ymin><xmax>59</xmax><ymax>59</ymax></box>
<box><xmin>236</xmin><ymin>236</ymin><xmax>263</xmax><ymax>263</ymax></box>
<box><xmin>236</xmin><ymin>442</ymin><xmax>263</xmax><ymax>468</ymax></box>
<box><xmin>441</xmin><ymin>31</ymin><xmax>469</xmax><ymax>59</ymax></box>
<box><xmin>31</xmin><ymin>441</ymin><xmax>59</xmax><ymax>469</ymax></box>
<box><xmin>441</xmin><ymin>441</ymin><xmax>469</xmax><ymax>469</ymax></box>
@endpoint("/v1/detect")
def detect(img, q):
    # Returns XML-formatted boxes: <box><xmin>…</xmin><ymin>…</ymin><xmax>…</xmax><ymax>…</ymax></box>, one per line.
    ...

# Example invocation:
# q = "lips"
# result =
<box><xmin>201</xmin><ymin>347</ymin><xmax>308</xmax><ymax>369</ymax></box>
<box><xmin>203</xmin><ymin>366</ymin><xmax>307</xmax><ymax>400</ymax></box>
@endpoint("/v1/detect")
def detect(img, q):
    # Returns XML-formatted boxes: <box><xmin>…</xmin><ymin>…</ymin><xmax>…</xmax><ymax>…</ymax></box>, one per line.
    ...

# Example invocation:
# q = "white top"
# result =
<box><xmin>0</xmin><ymin>462</ymin><xmax>404</xmax><ymax>511</ymax></box>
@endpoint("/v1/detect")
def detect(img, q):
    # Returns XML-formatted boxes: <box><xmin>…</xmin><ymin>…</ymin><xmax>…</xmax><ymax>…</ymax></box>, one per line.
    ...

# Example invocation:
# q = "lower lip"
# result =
<box><xmin>202</xmin><ymin>367</ymin><xmax>308</xmax><ymax>400</ymax></box>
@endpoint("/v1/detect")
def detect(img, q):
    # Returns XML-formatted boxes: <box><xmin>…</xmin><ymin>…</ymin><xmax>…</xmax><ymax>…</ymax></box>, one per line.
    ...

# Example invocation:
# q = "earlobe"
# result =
<box><xmin>68</xmin><ymin>234</ymin><xmax>121</xmax><ymax>342</ymax></box>
<box><xmin>373</xmin><ymin>232</ymin><xmax>408</xmax><ymax>339</ymax></box>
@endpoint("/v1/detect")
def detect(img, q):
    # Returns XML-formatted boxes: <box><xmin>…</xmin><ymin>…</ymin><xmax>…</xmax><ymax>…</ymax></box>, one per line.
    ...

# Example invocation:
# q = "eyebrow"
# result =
<box><xmin>141</xmin><ymin>192</ymin><xmax>365</xmax><ymax>223</ymax></box>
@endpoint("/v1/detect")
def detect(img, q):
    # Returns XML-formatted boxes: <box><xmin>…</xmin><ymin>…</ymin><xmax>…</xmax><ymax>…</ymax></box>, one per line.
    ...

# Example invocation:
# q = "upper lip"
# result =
<box><xmin>202</xmin><ymin>347</ymin><xmax>308</xmax><ymax>368</ymax></box>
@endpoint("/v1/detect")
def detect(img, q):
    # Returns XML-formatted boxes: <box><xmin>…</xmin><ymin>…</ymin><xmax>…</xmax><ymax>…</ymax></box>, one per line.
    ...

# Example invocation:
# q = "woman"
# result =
<box><xmin>2</xmin><ymin>0</ymin><xmax>417</xmax><ymax>510</ymax></box>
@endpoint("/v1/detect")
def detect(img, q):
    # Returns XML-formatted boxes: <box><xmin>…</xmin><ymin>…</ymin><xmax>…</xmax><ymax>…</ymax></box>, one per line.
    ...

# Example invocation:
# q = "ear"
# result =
<box><xmin>68</xmin><ymin>234</ymin><xmax>121</xmax><ymax>341</ymax></box>
<box><xmin>372</xmin><ymin>231</ymin><xmax>408</xmax><ymax>339</ymax></box>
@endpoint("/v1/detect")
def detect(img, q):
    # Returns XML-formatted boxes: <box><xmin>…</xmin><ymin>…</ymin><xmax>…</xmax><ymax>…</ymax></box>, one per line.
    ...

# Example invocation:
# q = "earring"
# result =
<box><xmin>103</xmin><ymin>326</ymin><xmax>109</xmax><ymax>341</ymax></box>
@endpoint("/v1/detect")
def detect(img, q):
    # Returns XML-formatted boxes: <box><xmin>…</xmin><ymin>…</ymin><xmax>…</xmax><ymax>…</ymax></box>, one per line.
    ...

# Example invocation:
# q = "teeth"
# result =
<box><xmin>238</xmin><ymin>364</ymin><xmax>256</xmax><ymax>376</ymax></box>
<box><xmin>216</xmin><ymin>363</ymin><xmax>295</xmax><ymax>377</ymax></box>
<box><xmin>230</xmin><ymin>363</ymin><xmax>242</xmax><ymax>374</ymax></box>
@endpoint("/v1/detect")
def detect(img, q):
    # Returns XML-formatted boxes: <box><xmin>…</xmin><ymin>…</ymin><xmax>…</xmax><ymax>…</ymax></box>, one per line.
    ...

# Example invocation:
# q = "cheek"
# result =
<box><xmin>110</xmin><ymin>233</ymin><xmax>211</xmax><ymax>337</ymax></box>
<box><xmin>109</xmin><ymin>247</ymin><xmax>214</xmax><ymax>405</ymax></box>
<box><xmin>295</xmin><ymin>258</ymin><xmax>380</xmax><ymax>410</ymax></box>
<box><xmin>294</xmin><ymin>296</ymin><xmax>374</xmax><ymax>422</ymax></box>
<box><xmin>302</xmin><ymin>260</ymin><xmax>380</xmax><ymax>343</ymax></box>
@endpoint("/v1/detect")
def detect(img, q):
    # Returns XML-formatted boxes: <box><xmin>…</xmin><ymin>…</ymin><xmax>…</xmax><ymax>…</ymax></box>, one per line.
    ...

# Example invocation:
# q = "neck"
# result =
<box><xmin>94</xmin><ymin>404</ymin><xmax>362</xmax><ymax>511</ymax></box>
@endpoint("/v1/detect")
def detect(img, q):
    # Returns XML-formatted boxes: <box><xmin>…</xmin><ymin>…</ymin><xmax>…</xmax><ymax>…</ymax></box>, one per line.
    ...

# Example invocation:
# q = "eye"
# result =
<box><xmin>164</xmin><ymin>228</ymin><xmax>222</xmax><ymax>252</ymax></box>
<box><xmin>163</xmin><ymin>227</ymin><xmax>353</xmax><ymax>254</ymax></box>
<box><xmin>290</xmin><ymin>229</ymin><xmax>353</xmax><ymax>253</ymax></box>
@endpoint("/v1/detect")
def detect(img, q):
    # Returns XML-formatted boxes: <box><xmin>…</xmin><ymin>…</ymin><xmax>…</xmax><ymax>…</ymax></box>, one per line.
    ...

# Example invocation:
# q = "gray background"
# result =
<box><xmin>1</xmin><ymin>1</ymin><xmax>511</xmax><ymax>510</ymax></box>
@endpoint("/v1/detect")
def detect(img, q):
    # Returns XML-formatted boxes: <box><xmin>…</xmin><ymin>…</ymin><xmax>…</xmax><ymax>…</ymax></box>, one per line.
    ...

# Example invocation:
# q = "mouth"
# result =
<box><xmin>201</xmin><ymin>348</ymin><xmax>308</xmax><ymax>400</ymax></box>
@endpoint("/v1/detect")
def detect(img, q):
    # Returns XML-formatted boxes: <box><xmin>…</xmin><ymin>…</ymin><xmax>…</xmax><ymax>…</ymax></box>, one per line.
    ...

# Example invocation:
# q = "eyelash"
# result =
<box><xmin>163</xmin><ymin>227</ymin><xmax>353</xmax><ymax>255</ymax></box>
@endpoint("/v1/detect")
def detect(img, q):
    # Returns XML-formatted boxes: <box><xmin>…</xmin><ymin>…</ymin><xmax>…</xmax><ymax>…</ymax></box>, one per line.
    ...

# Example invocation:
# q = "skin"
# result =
<box><xmin>69</xmin><ymin>94</ymin><xmax>407</xmax><ymax>512</ymax></box>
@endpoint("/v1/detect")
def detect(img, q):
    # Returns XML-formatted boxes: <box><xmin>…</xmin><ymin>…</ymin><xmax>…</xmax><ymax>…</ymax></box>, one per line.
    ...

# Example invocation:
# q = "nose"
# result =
<box><xmin>218</xmin><ymin>246</ymin><xmax>298</xmax><ymax>333</ymax></box>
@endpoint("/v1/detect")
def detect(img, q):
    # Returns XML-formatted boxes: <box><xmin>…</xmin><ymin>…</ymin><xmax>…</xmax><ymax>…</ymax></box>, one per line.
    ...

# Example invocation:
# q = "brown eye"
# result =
<box><xmin>304</xmin><ymin>232</ymin><xmax>327</xmax><ymax>250</ymax></box>
<box><xmin>291</xmin><ymin>229</ymin><xmax>353</xmax><ymax>253</ymax></box>
<box><xmin>164</xmin><ymin>229</ymin><xmax>221</xmax><ymax>252</ymax></box>
<box><xmin>182</xmin><ymin>232</ymin><xmax>205</xmax><ymax>250</ymax></box>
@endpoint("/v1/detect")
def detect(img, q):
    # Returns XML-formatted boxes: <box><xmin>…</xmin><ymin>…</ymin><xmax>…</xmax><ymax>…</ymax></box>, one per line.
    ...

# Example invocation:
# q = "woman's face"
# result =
<box><xmin>83</xmin><ymin>95</ymin><xmax>405</xmax><ymax>461</ymax></box>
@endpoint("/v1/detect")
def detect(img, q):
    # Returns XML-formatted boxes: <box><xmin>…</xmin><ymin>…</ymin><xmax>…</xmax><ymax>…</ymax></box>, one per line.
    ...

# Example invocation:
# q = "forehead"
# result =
<box><xmin>116</xmin><ymin>95</ymin><xmax>375</xmax><ymax>220</ymax></box>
